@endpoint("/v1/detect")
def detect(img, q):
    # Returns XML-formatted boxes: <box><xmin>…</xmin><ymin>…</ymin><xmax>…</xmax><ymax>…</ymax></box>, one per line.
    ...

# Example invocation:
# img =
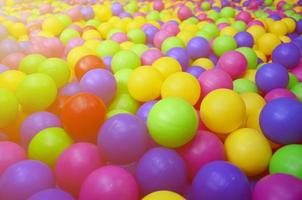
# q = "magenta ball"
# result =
<box><xmin>20</xmin><ymin>112</ymin><xmax>61</xmax><ymax>148</ymax></box>
<box><xmin>79</xmin><ymin>166</ymin><xmax>139</xmax><ymax>200</ymax></box>
<box><xmin>80</xmin><ymin>69</ymin><xmax>117</xmax><ymax>104</ymax></box>
<box><xmin>153</xmin><ymin>30</ymin><xmax>173</xmax><ymax>48</ymax></box>
<box><xmin>153</xmin><ymin>0</ymin><xmax>164</xmax><ymax>11</ymax></box>
<box><xmin>55</xmin><ymin>143</ymin><xmax>104</xmax><ymax>196</ymax></box>
<box><xmin>198</xmin><ymin>68</ymin><xmax>233</xmax><ymax>97</ymax></box>
<box><xmin>236</xmin><ymin>11</ymin><xmax>252</xmax><ymax>23</ymax></box>
<box><xmin>178</xmin><ymin>131</ymin><xmax>225</xmax><ymax>180</ymax></box>
<box><xmin>0</xmin><ymin>160</ymin><xmax>54</xmax><ymax>200</ymax></box>
<box><xmin>177</xmin><ymin>5</ymin><xmax>193</xmax><ymax>21</ymax></box>
<box><xmin>111</xmin><ymin>32</ymin><xmax>128</xmax><ymax>43</ymax></box>
<box><xmin>253</xmin><ymin>174</ymin><xmax>302</xmax><ymax>200</ymax></box>
<box><xmin>98</xmin><ymin>114</ymin><xmax>149</xmax><ymax>164</ymax></box>
<box><xmin>28</xmin><ymin>189</ymin><xmax>74</xmax><ymax>200</ymax></box>
<box><xmin>141</xmin><ymin>49</ymin><xmax>163</xmax><ymax>65</ymax></box>
<box><xmin>217</xmin><ymin>50</ymin><xmax>247</xmax><ymax>79</ymax></box>
<box><xmin>162</xmin><ymin>22</ymin><xmax>180</xmax><ymax>36</ymax></box>
<box><xmin>291</xmin><ymin>65</ymin><xmax>302</xmax><ymax>82</ymax></box>
<box><xmin>187</xmin><ymin>37</ymin><xmax>210</xmax><ymax>59</ymax></box>
<box><xmin>0</xmin><ymin>142</ymin><xmax>26</xmax><ymax>175</ymax></box>
<box><xmin>264</xmin><ymin>88</ymin><xmax>297</xmax><ymax>102</ymax></box>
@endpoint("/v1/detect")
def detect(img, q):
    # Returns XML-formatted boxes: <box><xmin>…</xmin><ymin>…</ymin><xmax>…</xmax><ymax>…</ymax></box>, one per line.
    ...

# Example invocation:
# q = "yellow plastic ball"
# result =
<box><xmin>257</xmin><ymin>33</ymin><xmax>281</xmax><ymax>55</ymax></box>
<box><xmin>269</xmin><ymin>21</ymin><xmax>288</xmax><ymax>36</ymax></box>
<box><xmin>120</xmin><ymin>41</ymin><xmax>134</xmax><ymax>50</ymax></box>
<box><xmin>243</xmin><ymin>69</ymin><xmax>257</xmax><ymax>82</ymax></box>
<box><xmin>220</xmin><ymin>26</ymin><xmax>237</xmax><ymax>37</ymax></box>
<box><xmin>177</xmin><ymin>31</ymin><xmax>195</xmax><ymax>45</ymax></box>
<box><xmin>42</xmin><ymin>16</ymin><xmax>65</xmax><ymax>36</ymax></box>
<box><xmin>282</xmin><ymin>17</ymin><xmax>296</xmax><ymax>33</ymax></box>
<box><xmin>98</xmin><ymin>23</ymin><xmax>113</xmax><ymax>38</ymax></box>
<box><xmin>240</xmin><ymin>92</ymin><xmax>266</xmax><ymax>117</ymax></box>
<box><xmin>143</xmin><ymin>191</ymin><xmax>185</xmax><ymax>200</ymax></box>
<box><xmin>161</xmin><ymin>72</ymin><xmax>201</xmax><ymax>105</ymax></box>
<box><xmin>246</xmin><ymin>108</ymin><xmax>262</xmax><ymax>133</ymax></box>
<box><xmin>200</xmin><ymin>89</ymin><xmax>246</xmax><ymax>134</ymax></box>
<box><xmin>192</xmin><ymin>58</ymin><xmax>214</xmax><ymax>70</ymax></box>
<box><xmin>225</xmin><ymin>128</ymin><xmax>272</xmax><ymax>176</ymax></box>
<box><xmin>84</xmin><ymin>39</ymin><xmax>102</xmax><ymax>51</ymax></box>
<box><xmin>94</xmin><ymin>5</ymin><xmax>112</xmax><ymax>22</ymax></box>
<box><xmin>152</xmin><ymin>57</ymin><xmax>182</xmax><ymax>78</ymax></box>
<box><xmin>279</xmin><ymin>35</ymin><xmax>291</xmax><ymax>43</ymax></box>
<box><xmin>0</xmin><ymin>70</ymin><xmax>26</xmax><ymax>92</ymax></box>
<box><xmin>11</xmin><ymin>22</ymin><xmax>27</xmax><ymax>39</ymax></box>
<box><xmin>0</xmin><ymin>88</ymin><xmax>19</xmax><ymax>128</ymax></box>
<box><xmin>247</xmin><ymin>25</ymin><xmax>266</xmax><ymax>42</ymax></box>
<box><xmin>255</xmin><ymin>50</ymin><xmax>267</xmax><ymax>62</ymax></box>
<box><xmin>82</xmin><ymin>29</ymin><xmax>102</xmax><ymax>40</ymax></box>
<box><xmin>128</xmin><ymin>66</ymin><xmax>164</xmax><ymax>102</ymax></box>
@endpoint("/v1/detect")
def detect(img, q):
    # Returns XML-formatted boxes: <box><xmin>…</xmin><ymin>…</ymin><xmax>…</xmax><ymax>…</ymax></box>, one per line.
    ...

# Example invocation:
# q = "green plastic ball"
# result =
<box><xmin>213</xmin><ymin>35</ymin><xmax>237</xmax><ymax>56</ymax></box>
<box><xmin>201</xmin><ymin>23</ymin><xmax>219</xmax><ymax>37</ymax></box>
<box><xmin>161</xmin><ymin>37</ymin><xmax>185</xmax><ymax>54</ymax></box>
<box><xmin>96</xmin><ymin>40</ymin><xmax>120</xmax><ymax>57</ymax></box>
<box><xmin>111</xmin><ymin>50</ymin><xmax>141</xmax><ymax>73</ymax></box>
<box><xmin>130</xmin><ymin>44</ymin><xmax>148</xmax><ymax>57</ymax></box>
<box><xmin>288</xmin><ymin>73</ymin><xmax>299</xmax><ymax>89</ymax></box>
<box><xmin>291</xmin><ymin>83</ymin><xmax>302</xmax><ymax>102</ymax></box>
<box><xmin>236</xmin><ymin>47</ymin><xmax>258</xmax><ymax>69</ymax></box>
<box><xmin>109</xmin><ymin>93</ymin><xmax>140</xmax><ymax>114</ymax></box>
<box><xmin>208</xmin><ymin>11</ymin><xmax>220</xmax><ymax>21</ymax></box>
<box><xmin>201</xmin><ymin>2</ymin><xmax>211</xmax><ymax>10</ymax></box>
<box><xmin>114</xmin><ymin>69</ymin><xmax>133</xmax><ymax>94</ymax></box>
<box><xmin>233</xmin><ymin>78</ymin><xmax>258</xmax><ymax>93</ymax></box>
<box><xmin>60</xmin><ymin>29</ymin><xmax>80</xmax><ymax>45</ymax></box>
<box><xmin>86</xmin><ymin>19</ymin><xmax>101</xmax><ymax>28</ymax></box>
<box><xmin>127</xmin><ymin>29</ymin><xmax>146</xmax><ymax>44</ymax></box>
<box><xmin>19</xmin><ymin>54</ymin><xmax>46</xmax><ymax>74</ymax></box>
<box><xmin>196</xmin><ymin>31</ymin><xmax>212</xmax><ymax>40</ymax></box>
<box><xmin>232</xmin><ymin>21</ymin><xmax>247</xmax><ymax>32</ymax></box>
<box><xmin>220</xmin><ymin>7</ymin><xmax>235</xmax><ymax>18</ymax></box>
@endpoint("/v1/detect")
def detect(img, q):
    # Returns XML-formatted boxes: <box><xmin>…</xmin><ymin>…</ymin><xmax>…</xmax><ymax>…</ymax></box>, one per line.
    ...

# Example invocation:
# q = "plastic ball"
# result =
<box><xmin>111</xmin><ymin>50</ymin><xmax>141</xmax><ymax>73</ymax></box>
<box><xmin>0</xmin><ymin>70</ymin><xmax>25</xmax><ymax>92</ymax></box>
<box><xmin>233</xmin><ymin>78</ymin><xmax>258</xmax><ymax>93</ymax></box>
<box><xmin>141</xmin><ymin>49</ymin><xmax>163</xmax><ymax>65</ymax></box>
<box><xmin>96</xmin><ymin>40</ymin><xmax>120</xmax><ymax>57</ymax></box>
<box><xmin>272</xmin><ymin>43</ymin><xmax>301</xmax><ymax>69</ymax></box>
<box><xmin>269</xmin><ymin>21</ymin><xmax>288</xmax><ymax>36</ymax></box>
<box><xmin>291</xmin><ymin>83</ymin><xmax>302</xmax><ymax>102</ymax></box>
<box><xmin>269</xmin><ymin>144</ymin><xmax>302</xmax><ymax>179</ymax></box>
<box><xmin>55</xmin><ymin>143</ymin><xmax>104</xmax><ymax>196</ymax></box>
<box><xmin>143</xmin><ymin>191</ymin><xmax>185</xmax><ymax>200</ymax></box>
<box><xmin>161</xmin><ymin>72</ymin><xmax>200</xmax><ymax>105</ymax></box>
<box><xmin>0</xmin><ymin>160</ymin><xmax>54</xmax><ymax>200</ymax></box>
<box><xmin>178</xmin><ymin>6</ymin><xmax>193</xmax><ymax>21</ymax></box>
<box><xmin>217</xmin><ymin>51</ymin><xmax>247</xmax><ymax>79</ymax></box>
<box><xmin>131</xmin><ymin>44</ymin><xmax>148</xmax><ymax>57</ymax></box>
<box><xmin>127</xmin><ymin>29</ymin><xmax>146</xmax><ymax>44</ymax></box>
<box><xmin>60</xmin><ymin>29</ymin><xmax>80</xmax><ymax>45</ymax></box>
<box><xmin>187</xmin><ymin>37</ymin><xmax>210</xmax><ymax>59</ymax></box>
<box><xmin>260</xmin><ymin>98</ymin><xmax>302</xmax><ymax>144</ymax></box>
<box><xmin>28</xmin><ymin>189</ymin><xmax>74</xmax><ymax>200</ymax></box>
<box><xmin>136</xmin><ymin>100</ymin><xmax>157</xmax><ymax>123</ymax></box>
<box><xmin>192</xmin><ymin>161</ymin><xmax>251</xmax><ymax>200</ymax></box>
<box><xmin>147</xmin><ymin>97</ymin><xmax>198</xmax><ymax>148</ymax></box>
<box><xmin>19</xmin><ymin>54</ymin><xmax>46</xmax><ymax>75</ymax></box>
<box><xmin>220</xmin><ymin>7</ymin><xmax>235</xmax><ymax>18</ymax></box>
<box><xmin>288</xmin><ymin>73</ymin><xmax>299</xmax><ymax>89</ymax></box>
<box><xmin>256</xmin><ymin>63</ymin><xmax>289</xmax><ymax>93</ymax></box>
<box><xmin>136</xmin><ymin>147</ymin><xmax>187</xmax><ymax>195</ymax></box>
<box><xmin>42</xmin><ymin>16</ymin><xmax>65</xmax><ymax>36</ymax></box>
<box><xmin>264</xmin><ymin>88</ymin><xmax>296</xmax><ymax>102</ymax></box>
<box><xmin>166</xmin><ymin>47</ymin><xmax>190</xmax><ymax>70</ymax></box>
<box><xmin>257</xmin><ymin>33</ymin><xmax>281</xmax><ymax>55</ymax></box>
<box><xmin>212</xmin><ymin>35</ymin><xmax>237</xmax><ymax>56</ymax></box>
<box><xmin>74</xmin><ymin>55</ymin><xmax>105</xmax><ymax>80</ymax></box>
<box><xmin>186</xmin><ymin>66</ymin><xmax>206</xmax><ymax>78</ymax></box>
<box><xmin>200</xmin><ymin>89</ymin><xmax>246</xmax><ymax>134</ymax></box>
<box><xmin>114</xmin><ymin>69</ymin><xmax>132</xmax><ymax>94</ymax></box>
<box><xmin>192</xmin><ymin>58</ymin><xmax>214</xmax><ymax>70</ymax></box>
<box><xmin>79</xmin><ymin>166</ymin><xmax>139</xmax><ymax>200</ymax></box>
<box><xmin>128</xmin><ymin>66</ymin><xmax>163</xmax><ymax>102</ymax></box>
<box><xmin>201</xmin><ymin>23</ymin><xmax>219</xmax><ymax>38</ymax></box>
<box><xmin>239</xmin><ymin>92</ymin><xmax>266</xmax><ymax>117</ymax></box>
<box><xmin>1</xmin><ymin>52</ymin><xmax>25</xmax><ymax>70</ymax></box>
<box><xmin>161</xmin><ymin>37</ymin><xmax>185</xmax><ymax>54</ymax></box>
<box><xmin>236</xmin><ymin>47</ymin><xmax>258</xmax><ymax>69</ymax></box>
<box><xmin>152</xmin><ymin>57</ymin><xmax>182</xmax><ymax>78</ymax></box>
<box><xmin>109</xmin><ymin>93</ymin><xmax>140</xmax><ymax>114</ymax></box>
<box><xmin>234</xmin><ymin>32</ymin><xmax>254</xmax><ymax>48</ymax></box>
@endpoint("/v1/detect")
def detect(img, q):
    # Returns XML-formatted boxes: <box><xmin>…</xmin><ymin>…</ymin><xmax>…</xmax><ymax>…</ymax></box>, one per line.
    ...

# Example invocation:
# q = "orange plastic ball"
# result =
<box><xmin>75</xmin><ymin>55</ymin><xmax>105</xmax><ymax>80</ymax></box>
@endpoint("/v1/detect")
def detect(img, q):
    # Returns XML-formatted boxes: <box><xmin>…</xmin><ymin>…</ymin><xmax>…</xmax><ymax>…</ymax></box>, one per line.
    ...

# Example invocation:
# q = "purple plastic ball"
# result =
<box><xmin>112</xmin><ymin>2</ymin><xmax>123</xmax><ymax>15</ymax></box>
<box><xmin>272</xmin><ymin>43</ymin><xmax>301</xmax><ymax>69</ymax></box>
<box><xmin>256</xmin><ymin>63</ymin><xmax>289</xmax><ymax>93</ymax></box>
<box><xmin>136</xmin><ymin>101</ymin><xmax>157</xmax><ymax>123</ymax></box>
<box><xmin>166</xmin><ymin>47</ymin><xmax>190</xmax><ymax>70</ymax></box>
<box><xmin>186</xmin><ymin>66</ymin><xmax>206</xmax><ymax>78</ymax></box>
<box><xmin>80</xmin><ymin>7</ymin><xmax>94</xmax><ymax>20</ymax></box>
<box><xmin>234</xmin><ymin>32</ymin><xmax>254</xmax><ymax>48</ymax></box>
<box><xmin>28</xmin><ymin>189</ymin><xmax>74</xmax><ymax>200</ymax></box>
<box><xmin>0</xmin><ymin>64</ymin><xmax>9</xmax><ymax>73</ymax></box>
<box><xmin>192</xmin><ymin>161</ymin><xmax>251</xmax><ymax>200</ymax></box>
<box><xmin>98</xmin><ymin>114</ymin><xmax>149</xmax><ymax>164</ymax></box>
<box><xmin>144</xmin><ymin>26</ymin><xmax>159</xmax><ymax>44</ymax></box>
<box><xmin>187</xmin><ymin>37</ymin><xmax>210</xmax><ymax>59</ymax></box>
<box><xmin>59</xmin><ymin>81</ymin><xmax>81</xmax><ymax>96</ymax></box>
<box><xmin>260</xmin><ymin>98</ymin><xmax>302</xmax><ymax>145</ymax></box>
<box><xmin>135</xmin><ymin>147</ymin><xmax>187</xmax><ymax>195</ymax></box>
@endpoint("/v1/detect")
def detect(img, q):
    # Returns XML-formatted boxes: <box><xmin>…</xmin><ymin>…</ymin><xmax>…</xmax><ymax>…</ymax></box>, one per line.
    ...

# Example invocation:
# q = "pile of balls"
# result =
<box><xmin>0</xmin><ymin>0</ymin><xmax>302</xmax><ymax>199</ymax></box>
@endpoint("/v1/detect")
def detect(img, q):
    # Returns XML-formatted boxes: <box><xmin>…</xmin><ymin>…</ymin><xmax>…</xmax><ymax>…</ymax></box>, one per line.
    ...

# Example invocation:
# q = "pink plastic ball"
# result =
<box><xmin>198</xmin><ymin>68</ymin><xmax>233</xmax><ymax>97</ymax></box>
<box><xmin>291</xmin><ymin>65</ymin><xmax>302</xmax><ymax>82</ymax></box>
<box><xmin>1</xmin><ymin>52</ymin><xmax>26</xmax><ymax>69</ymax></box>
<box><xmin>217</xmin><ymin>51</ymin><xmax>247</xmax><ymax>79</ymax></box>
<box><xmin>236</xmin><ymin>11</ymin><xmax>252</xmax><ymax>23</ymax></box>
<box><xmin>264</xmin><ymin>88</ymin><xmax>297</xmax><ymax>102</ymax></box>
<box><xmin>64</xmin><ymin>37</ymin><xmax>84</xmax><ymax>55</ymax></box>
<box><xmin>66</xmin><ymin>7</ymin><xmax>82</xmax><ymax>21</ymax></box>
<box><xmin>153</xmin><ymin>0</ymin><xmax>164</xmax><ymax>11</ymax></box>
<box><xmin>42</xmin><ymin>37</ymin><xmax>65</xmax><ymax>58</ymax></box>
<box><xmin>79</xmin><ymin>166</ymin><xmax>139</xmax><ymax>200</ymax></box>
<box><xmin>248</xmin><ymin>20</ymin><xmax>265</xmax><ymax>27</ymax></box>
<box><xmin>177</xmin><ymin>5</ymin><xmax>193</xmax><ymax>21</ymax></box>
<box><xmin>55</xmin><ymin>143</ymin><xmax>104</xmax><ymax>196</ymax></box>
<box><xmin>0</xmin><ymin>141</ymin><xmax>26</xmax><ymax>175</ymax></box>
<box><xmin>111</xmin><ymin>32</ymin><xmax>128</xmax><ymax>43</ymax></box>
<box><xmin>162</xmin><ymin>23</ymin><xmax>180</xmax><ymax>36</ymax></box>
<box><xmin>153</xmin><ymin>30</ymin><xmax>173</xmax><ymax>48</ymax></box>
<box><xmin>141</xmin><ymin>49</ymin><xmax>163</xmax><ymax>65</ymax></box>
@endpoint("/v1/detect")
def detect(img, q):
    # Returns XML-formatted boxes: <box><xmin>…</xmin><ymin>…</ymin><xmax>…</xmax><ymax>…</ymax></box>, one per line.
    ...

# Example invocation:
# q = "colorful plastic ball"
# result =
<box><xmin>60</xmin><ymin>81</ymin><xmax>81</xmax><ymax>96</ymax></box>
<box><xmin>236</xmin><ymin>11</ymin><xmax>252</xmax><ymax>23</ymax></box>
<box><xmin>256</xmin><ymin>63</ymin><xmax>289</xmax><ymax>93</ymax></box>
<box><xmin>0</xmin><ymin>160</ymin><xmax>54</xmax><ymax>200</ymax></box>
<box><xmin>109</xmin><ymin>93</ymin><xmax>140</xmax><ymax>114</ymax></box>
<box><xmin>112</xmin><ymin>2</ymin><xmax>124</xmax><ymax>15</ymax></box>
<box><xmin>192</xmin><ymin>58</ymin><xmax>214</xmax><ymax>70</ymax></box>
<box><xmin>136</xmin><ymin>147</ymin><xmax>187</xmax><ymax>195</ymax></box>
<box><xmin>28</xmin><ymin>127</ymin><xmax>73</xmax><ymax>167</ymax></box>
<box><xmin>28</xmin><ymin>189</ymin><xmax>74</xmax><ymax>200</ymax></box>
<box><xmin>0</xmin><ymin>89</ymin><xmax>19</xmax><ymax>129</ymax></box>
<box><xmin>98</xmin><ymin>113</ymin><xmax>148</xmax><ymax>164</ymax></box>
<box><xmin>269</xmin><ymin>21</ymin><xmax>288</xmax><ymax>36</ymax></box>
<box><xmin>291</xmin><ymin>83</ymin><xmax>302</xmax><ymax>102</ymax></box>
<box><xmin>192</xmin><ymin>161</ymin><xmax>251</xmax><ymax>200</ymax></box>
<box><xmin>111</xmin><ymin>50</ymin><xmax>141</xmax><ymax>73</ymax></box>
<box><xmin>234</xmin><ymin>32</ymin><xmax>254</xmax><ymax>48</ymax></box>
<box><xmin>147</xmin><ymin>97</ymin><xmax>198</xmax><ymax>148</ymax></box>
<box><xmin>111</xmin><ymin>32</ymin><xmax>128</xmax><ymax>43</ymax></box>
<box><xmin>198</xmin><ymin>69</ymin><xmax>233</xmax><ymax>97</ymax></box>
<box><xmin>166</xmin><ymin>47</ymin><xmax>190</xmax><ymax>70</ymax></box>
<box><xmin>136</xmin><ymin>101</ymin><xmax>157</xmax><ymax>123</ymax></box>
<box><xmin>96</xmin><ymin>40</ymin><xmax>120</xmax><ymax>58</ymax></box>
<box><xmin>257</xmin><ymin>33</ymin><xmax>281</xmax><ymax>55</ymax></box>
<box><xmin>161</xmin><ymin>37</ymin><xmax>185</xmax><ymax>54</ymax></box>
<box><xmin>19</xmin><ymin>54</ymin><xmax>46</xmax><ymax>75</ymax></box>
<box><xmin>264</xmin><ymin>88</ymin><xmax>296</xmax><ymax>102</ymax></box>
<box><xmin>0</xmin><ymin>70</ymin><xmax>26</xmax><ymax>92</ymax></box>
<box><xmin>239</xmin><ymin>92</ymin><xmax>266</xmax><ymax>117</ymax></box>
<box><xmin>212</xmin><ymin>35</ymin><xmax>237</xmax><ymax>56</ymax></box>
<box><xmin>114</xmin><ymin>69</ymin><xmax>132</xmax><ymax>94</ymax></box>
<box><xmin>1</xmin><ymin>52</ymin><xmax>25</xmax><ymax>70</ymax></box>
<box><xmin>79</xmin><ymin>165</ymin><xmax>139</xmax><ymax>200</ymax></box>
<box><xmin>178</xmin><ymin>6</ymin><xmax>193</xmax><ymax>21</ymax></box>
<box><xmin>143</xmin><ymin>190</ymin><xmax>184</xmax><ymax>200</ymax></box>
<box><xmin>220</xmin><ymin>7</ymin><xmax>235</xmax><ymax>18</ymax></box>
<box><xmin>186</xmin><ymin>66</ymin><xmax>206</xmax><ymax>78</ymax></box>
<box><xmin>272</xmin><ymin>43</ymin><xmax>301</xmax><ymax>69</ymax></box>
<box><xmin>187</xmin><ymin>37</ymin><xmax>210</xmax><ymax>59</ymax></box>
<box><xmin>269</xmin><ymin>144</ymin><xmax>302</xmax><ymax>179</ymax></box>
<box><xmin>153</xmin><ymin>30</ymin><xmax>173</xmax><ymax>49</ymax></box>
<box><xmin>16</xmin><ymin>73</ymin><xmax>57</xmax><ymax>113</ymax></box>
<box><xmin>200</xmin><ymin>89</ymin><xmax>246</xmax><ymax>134</ymax></box>
<box><xmin>144</xmin><ymin>26</ymin><xmax>159</xmax><ymax>44</ymax></box>
<box><xmin>42</xmin><ymin>16</ymin><xmax>65</xmax><ymax>36</ymax></box>
<box><xmin>0</xmin><ymin>39</ymin><xmax>21</xmax><ymax>60</ymax></box>
<box><xmin>217</xmin><ymin>51</ymin><xmax>247</xmax><ymax>79</ymax></box>
<box><xmin>60</xmin><ymin>29</ymin><xmax>80</xmax><ymax>45</ymax></box>
<box><xmin>128</xmin><ymin>66</ymin><xmax>163</xmax><ymax>102</ymax></box>
<box><xmin>233</xmin><ymin>78</ymin><xmax>258</xmax><ymax>93</ymax></box>
<box><xmin>201</xmin><ymin>23</ymin><xmax>219</xmax><ymax>38</ymax></box>
<box><xmin>260</xmin><ymin>98</ymin><xmax>302</xmax><ymax>144</ymax></box>
<box><xmin>152</xmin><ymin>57</ymin><xmax>182</xmax><ymax>78</ymax></box>
<box><xmin>127</xmin><ymin>29</ymin><xmax>146</xmax><ymax>44</ymax></box>
<box><xmin>162</xmin><ymin>22</ymin><xmax>180</xmax><ymax>36</ymax></box>
<box><xmin>141</xmin><ymin>49</ymin><xmax>163</xmax><ymax>65</ymax></box>
<box><xmin>161</xmin><ymin>72</ymin><xmax>201</xmax><ymax>105</ymax></box>
<box><xmin>55</xmin><ymin>143</ymin><xmax>104</xmax><ymax>196</ymax></box>
<box><xmin>253</xmin><ymin>174</ymin><xmax>302</xmax><ymax>200</ymax></box>
<box><xmin>74</xmin><ymin>55</ymin><xmax>105</xmax><ymax>80</ymax></box>
<box><xmin>288</xmin><ymin>73</ymin><xmax>299</xmax><ymax>89</ymax></box>
<box><xmin>236</xmin><ymin>47</ymin><xmax>258</xmax><ymax>69</ymax></box>
<box><xmin>80</xmin><ymin>69</ymin><xmax>116</xmax><ymax>104</ymax></box>
<box><xmin>131</xmin><ymin>44</ymin><xmax>148</xmax><ymax>57</ymax></box>
<box><xmin>178</xmin><ymin>130</ymin><xmax>225</xmax><ymax>180</ymax></box>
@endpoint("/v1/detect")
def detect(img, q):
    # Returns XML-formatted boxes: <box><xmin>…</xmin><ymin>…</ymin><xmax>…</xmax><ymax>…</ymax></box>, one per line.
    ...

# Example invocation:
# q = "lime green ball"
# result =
<box><xmin>285</xmin><ymin>10</ymin><xmax>295</xmax><ymax>16</ymax></box>
<box><xmin>106</xmin><ymin>109</ymin><xmax>130</xmax><ymax>118</ymax></box>
<box><xmin>232</xmin><ymin>21</ymin><xmax>247</xmax><ymax>32</ymax></box>
<box><xmin>111</xmin><ymin>50</ymin><xmax>141</xmax><ymax>73</ymax></box>
<box><xmin>233</xmin><ymin>78</ymin><xmax>258</xmax><ymax>93</ymax></box>
<box><xmin>201</xmin><ymin>2</ymin><xmax>211</xmax><ymax>10</ymax></box>
<box><xmin>16</xmin><ymin>73</ymin><xmax>57</xmax><ymax>112</ymax></box>
<box><xmin>202</xmin><ymin>23</ymin><xmax>219</xmax><ymax>37</ymax></box>
<box><xmin>288</xmin><ymin>73</ymin><xmax>299</xmax><ymax>89</ymax></box>
<box><xmin>109</xmin><ymin>93</ymin><xmax>140</xmax><ymax>114</ymax></box>
<box><xmin>127</xmin><ymin>29</ymin><xmax>146</xmax><ymax>44</ymax></box>
<box><xmin>183</xmin><ymin>17</ymin><xmax>199</xmax><ymax>24</ymax></box>
<box><xmin>130</xmin><ymin>44</ymin><xmax>148</xmax><ymax>57</ymax></box>
<box><xmin>147</xmin><ymin>97</ymin><xmax>198</xmax><ymax>148</ymax></box>
<box><xmin>283</xmin><ymin>3</ymin><xmax>293</xmax><ymax>10</ymax></box>
<box><xmin>19</xmin><ymin>54</ymin><xmax>47</xmax><ymax>74</ymax></box>
<box><xmin>96</xmin><ymin>40</ymin><xmax>120</xmax><ymax>57</ymax></box>
<box><xmin>220</xmin><ymin>7</ymin><xmax>235</xmax><ymax>18</ymax></box>
<box><xmin>208</xmin><ymin>12</ymin><xmax>220</xmax><ymax>21</ymax></box>
<box><xmin>291</xmin><ymin>83</ymin><xmax>302</xmax><ymax>102</ymax></box>
<box><xmin>60</xmin><ymin>29</ymin><xmax>80</xmax><ymax>45</ymax></box>
<box><xmin>292</xmin><ymin>14</ymin><xmax>302</xmax><ymax>21</ymax></box>
<box><xmin>56</xmin><ymin>14</ymin><xmax>72</xmax><ymax>27</ymax></box>
<box><xmin>216</xmin><ymin>18</ymin><xmax>230</xmax><ymax>25</ymax></box>
<box><xmin>28</xmin><ymin>127</ymin><xmax>73</xmax><ymax>167</ymax></box>
<box><xmin>147</xmin><ymin>11</ymin><xmax>160</xmax><ymax>21</ymax></box>
<box><xmin>86</xmin><ymin>19</ymin><xmax>101</xmax><ymax>28</ymax></box>
<box><xmin>236</xmin><ymin>47</ymin><xmax>258</xmax><ymax>69</ymax></box>
<box><xmin>38</xmin><ymin>58</ymin><xmax>70</xmax><ymax>88</ymax></box>
<box><xmin>114</xmin><ymin>69</ymin><xmax>133</xmax><ymax>94</ymax></box>
<box><xmin>196</xmin><ymin>31</ymin><xmax>212</xmax><ymax>40</ymax></box>
<box><xmin>161</xmin><ymin>37</ymin><xmax>185</xmax><ymax>54</ymax></box>
<box><xmin>264</xmin><ymin>0</ymin><xmax>273</xmax><ymax>6</ymax></box>
<box><xmin>0</xmin><ymin>88</ymin><xmax>19</xmax><ymax>128</ymax></box>
<box><xmin>269</xmin><ymin>144</ymin><xmax>302</xmax><ymax>179</ymax></box>
<box><xmin>213</xmin><ymin>35</ymin><xmax>237</xmax><ymax>56</ymax></box>
<box><xmin>125</xmin><ymin>3</ymin><xmax>138</xmax><ymax>14</ymax></box>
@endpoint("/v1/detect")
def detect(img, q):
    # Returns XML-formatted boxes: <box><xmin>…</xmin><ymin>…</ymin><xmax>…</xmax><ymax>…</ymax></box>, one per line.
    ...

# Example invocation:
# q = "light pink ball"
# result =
<box><xmin>264</xmin><ymin>88</ymin><xmax>297</xmax><ymax>102</ymax></box>
<box><xmin>177</xmin><ymin>5</ymin><xmax>193</xmax><ymax>21</ymax></box>
<box><xmin>1</xmin><ymin>52</ymin><xmax>26</xmax><ymax>69</ymax></box>
<box><xmin>111</xmin><ymin>32</ymin><xmax>128</xmax><ymax>43</ymax></box>
<box><xmin>217</xmin><ymin>51</ymin><xmax>247</xmax><ymax>79</ymax></box>
<box><xmin>162</xmin><ymin>23</ymin><xmax>180</xmax><ymax>36</ymax></box>
<box><xmin>141</xmin><ymin>49</ymin><xmax>163</xmax><ymax>65</ymax></box>
<box><xmin>153</xmin><ymin>30</ymin><xmax>173</xmax><ymax>48</ymax></box>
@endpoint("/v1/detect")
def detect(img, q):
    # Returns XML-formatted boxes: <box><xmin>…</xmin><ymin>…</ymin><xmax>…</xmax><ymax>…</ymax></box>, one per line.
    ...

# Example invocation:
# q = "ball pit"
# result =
<box><xmin>0</xmin><ymin>0</ymin><xmax>302</xmax><ymax>199</ymax></box>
